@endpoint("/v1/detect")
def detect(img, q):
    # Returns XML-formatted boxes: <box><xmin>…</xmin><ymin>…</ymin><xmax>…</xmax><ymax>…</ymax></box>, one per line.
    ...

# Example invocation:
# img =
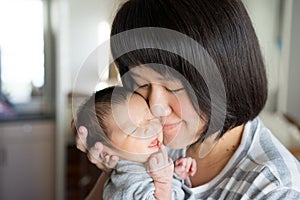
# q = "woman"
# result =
<box><xmin>73</xmin><ymin>0</ymin><xmax>300</xmax><ymax>199</ymax></box>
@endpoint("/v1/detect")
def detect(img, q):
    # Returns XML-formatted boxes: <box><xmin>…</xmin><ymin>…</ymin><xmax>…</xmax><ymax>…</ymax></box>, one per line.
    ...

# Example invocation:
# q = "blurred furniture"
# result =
<box><xmin>0</xmin><ymin>120</ymin><xmax>55</xmax><ymax>200</ymax></box>
<box><xmin>260</xmin><ymin>111</ymin><xmax>300</xmax><ymax>160</ymax></box>
<box><xmin>283</xmin><ymin>114</ymin><xmax>300</xmax><ymax>159</ymax></box>
<box><xmin>66</xmin><ymin>91</ymin><xmax>103</xmax><ymax>200</ymax></box>
<box><xmin>66</xmin><ymin>144</ymin><xmax>101</xmax><ymax>200</ymax></box>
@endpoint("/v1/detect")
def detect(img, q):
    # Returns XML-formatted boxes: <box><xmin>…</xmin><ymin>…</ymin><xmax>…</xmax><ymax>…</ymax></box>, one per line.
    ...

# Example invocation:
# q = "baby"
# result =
<box><xmin>76</xmin><ymin>86</ymin><xmax>196</xmax><ymax>200</ymax></box>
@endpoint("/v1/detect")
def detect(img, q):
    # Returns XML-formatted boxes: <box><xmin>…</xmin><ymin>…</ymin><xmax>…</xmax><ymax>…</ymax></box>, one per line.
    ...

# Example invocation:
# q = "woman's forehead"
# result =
<box><xmin>129</xmin><ymin>65</ymin><xmax>164</xmax><ymax>79</ymax></box>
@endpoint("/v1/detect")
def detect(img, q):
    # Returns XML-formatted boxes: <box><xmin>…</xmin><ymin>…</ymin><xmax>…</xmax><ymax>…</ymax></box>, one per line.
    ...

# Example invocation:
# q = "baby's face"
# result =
<box><xmin>107</xmin><ymin>93</ymin><xmax>163</xmax><ymax>162</ymax></box>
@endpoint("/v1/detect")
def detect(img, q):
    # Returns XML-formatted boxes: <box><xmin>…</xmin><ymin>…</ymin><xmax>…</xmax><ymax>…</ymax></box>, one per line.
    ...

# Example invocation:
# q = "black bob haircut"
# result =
<box><xmin>110</xmin><ymin>0</ymin><xmax>268</xmax><ymax>143</ymax></box>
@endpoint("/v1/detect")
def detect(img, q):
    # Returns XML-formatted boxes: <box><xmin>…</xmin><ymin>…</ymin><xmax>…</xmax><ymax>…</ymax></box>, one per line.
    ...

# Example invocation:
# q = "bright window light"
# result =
<box><xmin>97</xmin><ymin>21</ymin><xmax>111</xmax><ymax>81</ymax></box>
<box><xmin>0</xmin><ymin>0</ymin><xmax>44</xmax><ymax>104</ymax></box>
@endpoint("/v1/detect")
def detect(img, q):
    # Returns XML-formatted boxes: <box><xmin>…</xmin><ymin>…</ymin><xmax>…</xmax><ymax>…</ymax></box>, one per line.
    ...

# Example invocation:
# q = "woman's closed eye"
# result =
<box><xmin>135</xmin><ymin>82</ymin><xmax>184</xmax><ymax>93</ymax></box>
<box><xmin>166</xmin><ymin>87</ymin><xmax>185</xmax><ymax>93</ymax></box>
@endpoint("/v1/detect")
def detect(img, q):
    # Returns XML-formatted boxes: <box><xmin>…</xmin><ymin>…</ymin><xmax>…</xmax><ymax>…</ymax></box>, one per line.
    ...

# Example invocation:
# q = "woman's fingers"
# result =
<box><xmin>87</xmin><ymin>142</ymin><xmax>119</xmax><ymax>173</ymax></box>
<box><xmin>107</xmin><ymin>155</ymin><xmax>119</xmax><ymax>168</ymax></box>
<box><xmin>71</xmin><ymin>119</ymin><xmax>88</xmax><ymax>153</ymax></box>
<box><xmin>75</xmin><ymin>126</ymin><xmax>88</xmax><ymax>153</ymax></box>
<box><xmin>87</xmin><ymin>142</ymin><xmax>104</xmax><ymax>164</ymax></box>
<box><xmin>73</xmin><ymin>121</ymin><xmax>120</xmax><ymax>172</ymax></box>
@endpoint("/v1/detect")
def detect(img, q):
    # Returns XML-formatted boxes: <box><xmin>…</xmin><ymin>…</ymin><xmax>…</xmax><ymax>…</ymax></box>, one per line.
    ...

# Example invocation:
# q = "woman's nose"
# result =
<box><xmin>150</xmin><ymin>104</ymin><xmax>171</xmax><ymax>117</ymax></box>
<box><xmin>148</xmin><ymin>86</ymin><xmax>172</xmax><ymax>118</ymax></box>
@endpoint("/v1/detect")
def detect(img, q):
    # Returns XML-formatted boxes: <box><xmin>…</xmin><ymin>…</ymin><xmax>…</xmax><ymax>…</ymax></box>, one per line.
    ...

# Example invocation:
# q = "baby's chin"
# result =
<box><xmin>118</xmin><ymin>150</ymin><xmax>154</xmax><ymax>163</ymax></box>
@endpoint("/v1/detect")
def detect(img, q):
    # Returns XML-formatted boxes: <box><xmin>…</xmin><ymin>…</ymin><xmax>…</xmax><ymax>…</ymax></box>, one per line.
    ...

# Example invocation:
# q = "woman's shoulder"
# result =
<box><xmin>194</xmin><ymin>141</ymin><xmax>300</xmax><ymax>199</ymax></box>
<box><xmin>235</xmin><ymin>117</ymin><xmax>300</xmax><ymax>193</ymax></box>
<box><xmin>226</xmin><ymin>155</ymin><xmax>300</xmax><ymax>199</ymax></box>
<box><xmin>245</xmin><ymin>117</ymin><xmax>300</xmax><ymax>167</ymax></box>
<box><xmin>207</xmin><ymin>158</ymin><xmax>300</xmax><ymax>199</ymax></box>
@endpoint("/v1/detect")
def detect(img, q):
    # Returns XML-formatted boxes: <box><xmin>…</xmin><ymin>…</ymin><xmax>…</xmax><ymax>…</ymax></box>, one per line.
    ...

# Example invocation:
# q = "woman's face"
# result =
<box><xmin>126</xmin><ymin>66</ymin><xmax>206</xmax><ymax>149</ymax></box>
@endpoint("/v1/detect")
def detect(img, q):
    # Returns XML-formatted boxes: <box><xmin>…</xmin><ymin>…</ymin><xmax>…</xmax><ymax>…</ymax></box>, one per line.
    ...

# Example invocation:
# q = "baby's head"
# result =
<box><xmin>76</xmin><ymin>86</ymin><xmax>163</xmax><ymax>162</ymax></box>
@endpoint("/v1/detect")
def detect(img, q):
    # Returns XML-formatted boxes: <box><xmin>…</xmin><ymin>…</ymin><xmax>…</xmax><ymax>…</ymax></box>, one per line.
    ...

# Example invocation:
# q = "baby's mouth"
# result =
<box><xmin>148</xmin><ymin>138</ymin><xmax>162</xmax><ymax>148</ymax></box>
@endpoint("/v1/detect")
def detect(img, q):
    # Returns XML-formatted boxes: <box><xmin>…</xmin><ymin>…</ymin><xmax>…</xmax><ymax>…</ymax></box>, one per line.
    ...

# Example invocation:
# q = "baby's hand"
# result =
<box><xmin>174</xmin><ymin>157</ymin><xmax>197</xmax><ymax>179</ymax></box>
<box><xmin>147</xmin><ymin>145</ymin><xmax>174</xmax><ymax>184</ymax></box>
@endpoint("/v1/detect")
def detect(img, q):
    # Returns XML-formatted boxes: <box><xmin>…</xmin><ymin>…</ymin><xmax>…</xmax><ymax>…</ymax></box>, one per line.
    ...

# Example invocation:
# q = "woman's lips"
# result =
<box><xmin>163</xmin><ymin>121</ymin><xmax>182</xmax><ymax>132</ymax></box>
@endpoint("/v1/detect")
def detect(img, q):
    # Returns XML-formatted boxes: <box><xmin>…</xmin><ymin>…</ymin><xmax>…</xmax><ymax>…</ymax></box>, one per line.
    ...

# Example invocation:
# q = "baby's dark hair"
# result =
<box><xmin>76</xmin><ymin>86</ymin><xmax>131</xmax><ymax>149</ymax></box>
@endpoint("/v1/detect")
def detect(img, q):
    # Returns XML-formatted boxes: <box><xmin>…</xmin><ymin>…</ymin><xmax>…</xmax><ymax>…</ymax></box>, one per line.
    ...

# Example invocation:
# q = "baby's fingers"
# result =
<box><xmin>189</xmin><ymin>158</ymin><xmax>197</xmax><ymax>176</ymax></box>
<box><xmin>159</xmin><ymin>144</ymin><xmax>168</xmax><ymax>162</ymax></box>
<box><xmin>147</xmin><ymin>152</ymin><xmax>170</xmax><ymax>172</ymax></box>
<box><xmin>184</xmin><ymin>157</ymin><xmax>193</xmax><ymax>172</ymax></box>
<box><xmin>175</xmin><ymin>157</ymin><xmax>186</xmax><ymax>167</ymax></box>
<box><xmin>148</xmin><ymin>156</ymin><xmax>158</xmax><ymax>171</ymax></box>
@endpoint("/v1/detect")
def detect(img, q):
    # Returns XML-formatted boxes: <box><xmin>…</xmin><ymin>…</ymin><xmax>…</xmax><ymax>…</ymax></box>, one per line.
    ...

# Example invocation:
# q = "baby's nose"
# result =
<box><xmin>150</xmin><ymin>104</ymin><xmax>171</xmax><ymax>118</ymax></box>
<box><xmin>135</xmin><ymin>119</ymin><xmax>162</xmax><ymax>139</ymax></box>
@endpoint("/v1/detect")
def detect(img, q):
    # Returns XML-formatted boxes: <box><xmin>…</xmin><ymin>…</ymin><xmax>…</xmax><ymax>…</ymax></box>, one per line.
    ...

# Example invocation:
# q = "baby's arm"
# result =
<box><xmin>147</xmin><ymin>145</ymin><xmax>174</xmax><ymax>200</ymax></box>
<box><xmin>174</xmin><ymin>157</ymin><xmax>197</xmax><ymax>187</ymax></box>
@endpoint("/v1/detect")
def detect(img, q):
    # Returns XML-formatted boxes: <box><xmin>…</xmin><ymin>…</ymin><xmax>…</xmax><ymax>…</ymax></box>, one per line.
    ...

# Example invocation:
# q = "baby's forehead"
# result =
<box><xmin>111</xmin><ymin>92</ymin><xmax>148</xmax><ymax>110</ymax></box>
<box><xmin>129</xmin><ymin>93</ymin><xmax>148</xmax><ymax>106</ymax></box>
<box><xmin>131</xmin><ymin>92</ymin><xmax>146</xmax><ymax>100</ymax></box>
<box><xmin>110</xmin><ymin>92</ymin><xmax>150</xmax><ymax>127</ymax></box>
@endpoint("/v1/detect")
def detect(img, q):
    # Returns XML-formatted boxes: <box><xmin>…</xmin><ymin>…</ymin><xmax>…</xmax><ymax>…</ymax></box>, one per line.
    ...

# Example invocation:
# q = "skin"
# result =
<box><xmin>76</xmin><ymin>66</ymin><xmax>244</xmax><ymax>199</ymax></box>
<box><xmin>106</xmin><ymin>93</ymin><xmax>164</xmax><ymax>163</ymax></box>
<box><xmin>129</xmin><ymin>66</ymin><xmax>205</xmax><ymax>149</ymax></box>
<box><xmin>129</xmin><ymin>66</ymin><xmax>244</xmax><ymax>186</ymax></box>
<box><xmin>76</xmin><ymin>89</ymin><xmax>197</xmax><ymax>200</ymax></box>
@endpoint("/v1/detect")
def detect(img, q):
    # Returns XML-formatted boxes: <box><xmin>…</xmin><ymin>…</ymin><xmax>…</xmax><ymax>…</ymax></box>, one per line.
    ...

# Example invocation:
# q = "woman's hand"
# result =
<box><xmin>72</xmin><ymin>119</ymin><xmax>119</xmax><ymax>173</ymax></box>
<box><xmin>87</xmin><ymin>140</ymin><xmax>119</xmax><ymax>173</ymax></box>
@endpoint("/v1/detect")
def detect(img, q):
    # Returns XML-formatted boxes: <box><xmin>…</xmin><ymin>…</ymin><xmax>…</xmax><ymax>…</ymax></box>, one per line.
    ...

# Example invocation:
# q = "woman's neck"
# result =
<box><xmin>186</xmin><ymin>124</ymin><xmax>244</xmax><ymax>187</ymax></box>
